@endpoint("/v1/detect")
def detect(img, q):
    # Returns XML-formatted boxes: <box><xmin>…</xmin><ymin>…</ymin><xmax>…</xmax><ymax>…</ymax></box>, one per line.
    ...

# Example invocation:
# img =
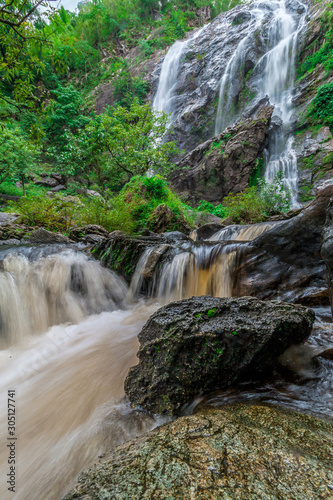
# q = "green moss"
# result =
<box><xmin>207</xmin><ymin>308</ymin><xmax>218</xmax><ymax>318</ymax></box>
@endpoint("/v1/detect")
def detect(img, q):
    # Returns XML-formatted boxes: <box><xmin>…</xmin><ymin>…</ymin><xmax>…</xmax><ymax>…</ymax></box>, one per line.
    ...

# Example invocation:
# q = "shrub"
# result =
<box><xmin>223</xmin><ymin>187</ymin><xmax>266</xmax><ymax>224</ymax></box>
<box><xmin>258</xmin><ymin>171</ymin><xmax>292</xmax><ymax>215</ymax></box>
<box><xmin>196</xmin><ymin>200</ymin><xmax>228</xmax><ymax>219</ymax></box>
<box><xmin>309</xmin><ymin>83</ymin><xmax>333</xmax><ymax>131</ymax></box>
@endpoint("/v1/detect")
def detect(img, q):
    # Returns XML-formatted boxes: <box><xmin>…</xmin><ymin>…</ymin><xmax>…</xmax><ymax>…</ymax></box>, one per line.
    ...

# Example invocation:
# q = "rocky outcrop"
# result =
<box><xmin>92</xmin><ymin>233</ymin><xmax>177</xmax><ymax>285</ymax></box>
<box><xmin>293</xmin><ymin>0</ymin><xmax>333</xmax><ymax>201</ymax></box>
<box><xmin>235</xmin><ymin>181</ymin><xmax>333</xmax><ymax>306</ymax></box>
<box><xmin>170</xmin><ymin>102</ymin><xmax>273</xmax><ymax>203</ymax></box>
<box><xmin>24</xmin><ymin>228</ymin><xmax>73</xmax><ymax>245</ymax></box>
<box><xmin>321</xmin><ymin>195</ymin><xmax>333</xmax><ymax>319</ymax></box>
<box><xmin>69</xmin><ymin>225</ymin><xmax>111</xmax><ymax>244</ymax></box>
<box><xmin>124</xmin><ymin>296</ymin><xmax>314</xmax><ymax>416</ymax></box>
<box><xmin>64</xmin><ymin>404</ymin><xmax>333</xmax><ymax>500</ymax></box>
<box><xmin>0</xmin><ymin>222</ymin><xmax>32</xmax><ymax>241</ymax></box>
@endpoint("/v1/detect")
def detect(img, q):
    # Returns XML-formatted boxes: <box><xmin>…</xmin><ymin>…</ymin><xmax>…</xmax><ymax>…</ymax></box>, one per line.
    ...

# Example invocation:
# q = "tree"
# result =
<box><xmin>0</xmin><ymin>1</ymin><xmax>57</xmax><ymax>109</ymax></box>
<box><xmin>0</xmin><ymin>123</ymin><xmax>38</xmax><ymax>193</ymax></box>
<box><xmin>55</xmin><ymin>100</ymin><xmax>180</xmax><ymax>192</ymax></box>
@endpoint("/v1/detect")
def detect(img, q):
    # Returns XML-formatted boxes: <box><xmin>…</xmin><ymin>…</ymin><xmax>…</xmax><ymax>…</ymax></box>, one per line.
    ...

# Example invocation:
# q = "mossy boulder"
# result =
<box><xmin>64</xmin><ymin>404</ymin><xmax>333</xmax><ymax>500</ymax></box>
<box><xmin>124</xmin><ymin>296</ymin><xmax>314</xmax><ymax>416</ymax></box>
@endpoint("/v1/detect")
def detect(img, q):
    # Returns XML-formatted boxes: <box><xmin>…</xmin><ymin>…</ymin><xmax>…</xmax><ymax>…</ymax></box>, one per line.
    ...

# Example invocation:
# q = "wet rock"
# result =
<box><xmin>24</xmin><ymin>228</ymin><xmax>72</xmax><ymax>245</ymax></box>
<box><xmin>141</xmin><ymin>244</ymin><xmax>170</xmax><ymax>279</ymax></box>
<box><xmin>171</xmin><ymin>103</ymin><xmax>273</xmax><ymax>204</ymax></box>
<box><xmin>50</xmin><ymin>172</ymin><xmax>64</xmax><ymax>183</ymax></box>
<box><xmin>235</xmin><ymin>182</ymin><xmax>333</xmax><ymax>306</ymax></box>
<box><xmin>160</xmin><ymin>231</ymin><xmax>190</xmax><ymax>241</ymax></box>
<box><xmin>195</xmin><ymin>223</ymin><xmax>225</xmax><ymax>240</ymax></box>
<box><xmin>0</xmin><ymin>213</ymin><xmax>19</xmax><ymax>226</ymax></box>
<box><xmin>124</xmin><ymin>296</ymin><xmax>314</xmax><ymax>416</ymax></box>
<box><xmin>0</xmin><ymin>193</ymin><xmax>20</xmax><ymax>203</ymax></box>
<box><xmin>93</xmin><ymin>233</ymin><xmax>175</xmax><ymax>285</ymax></box>
<box><xmin>69</xmin><ymin>225</ymin><xmax>110</xmax><ymax>242</ymax></box>
<box><xmin>321</xmin><ymin>195</ymin><xmax>333</xmax><ymax>319</ymax></box>
<box><xmin>63</xmin><ymin>404</ymin><xmax>333</xmax><ymax>500</ymax></box>
<box><xmin>86</xmin><ymin>189</ymin><xmax>102</xmax><ymax>198</ymax></box>
<box><xmin>317</xmin><ymin>348</ymin><xmax>333</xmax><ymax>361</ymax></box>
<box><xmin>0</xmin><ymin>239</ymin><xmax>20</xmax><ymax>246</ymax></box>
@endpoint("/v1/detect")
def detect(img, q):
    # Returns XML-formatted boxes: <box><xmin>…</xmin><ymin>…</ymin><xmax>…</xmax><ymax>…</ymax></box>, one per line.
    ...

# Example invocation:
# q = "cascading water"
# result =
<box><xmin>153</xmin><ymin>41</ymin><xmax>188</xmax><ymax>127</ymax></box>
<box><xmin>0</xmin><ymin>226</ymin><xmax>332</xmax><ymax>498</ymax></box>
<box><xmin>153</xmin><ymin>25</ymin><xmax>205</xmax><ymax>126</ymax></box>
<box><xmin>214</xmin><ymin>0</ymin><xmax>308</xmax><ymax>206</ymax></box>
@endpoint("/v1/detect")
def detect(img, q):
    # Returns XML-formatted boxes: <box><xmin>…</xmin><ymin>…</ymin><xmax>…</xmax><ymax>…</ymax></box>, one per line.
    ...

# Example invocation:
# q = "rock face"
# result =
<box><xmin>69</xmin><ymin>224</ymin><xmax>110</xmax><ymax>243</ymax></box>
<box><xmin>64</xmin><ymin>404</ymin><xmax>333</xmax><ymax>500</ymax></box>
<box><xmin>24</xmin><ymin>228</ymin><xmax>72</xmax><ymax>244</ymax></box>
<box><xmin>321</xmin><ymin>196</ymin><xmax>333</xmax><ymax>319</ymax></box>
<box><xmin>93</xmin><ymin>233</ymin><xmax>176</xmax><ymax>285</ymax></box>
<box><xmin>235</xmin><ymin>181</ymin><xmax>333</xmax><ymax>306</ymax></box>
<box><xmin>0</xmin><ymin>222</ymin><xmax>32</xmax><ymax>241</ymax></box>
<box><xmin>124</xmin><ymin>296</ymin><xmax>314</xmax><ymax>416</ymax></box>
<box><xmin>171</xmin><ymin>102</ymin><xmax>273</xmax><ymax>203</ymax></box>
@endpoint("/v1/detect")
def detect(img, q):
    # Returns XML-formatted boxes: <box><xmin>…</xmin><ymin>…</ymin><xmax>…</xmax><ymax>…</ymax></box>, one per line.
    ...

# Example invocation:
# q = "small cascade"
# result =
<box><xmin>0</xmin><ymin>251</ymin><xmax>127</xmax><ymax>346</ymax></box>
<box><xmin>209</xmin><ymin>221</ymin><xmax>280</xmax><ymax>242</ymax></box>
<box><xmin>126</xmin><ymin>247</ymin><xmax>155</xmax><ymax>302</ymax></box>
<box><xmin>156</xmin><ymin>244</ymin><xmax>239</xmax><ymax>302</ymax></box>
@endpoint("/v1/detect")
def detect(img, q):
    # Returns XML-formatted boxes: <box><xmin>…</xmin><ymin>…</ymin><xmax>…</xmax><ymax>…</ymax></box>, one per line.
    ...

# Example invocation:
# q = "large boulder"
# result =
<box><xmin>24</xmin><ymin>228</ymin><xmax>73</xmax><ymax>244</ymax></box>
<box><xmin>124</xmin><ymin>296</ymin><xmax>314</xmax><ymax>416</ymax></box>
<box><xmin>234</xmin><ymin>181</ymin><xmax>333</xmax><ymax>306</ymax></box>
<box><xmin>321</xmin><ymin>195</ymin><xmax>333</xmax><ymax>319</ymax></box>
<box><xmin>170</xmin><ymin>102</ymin><xmax>274</xmax><ymax>204</ymax></box>
<box><xmin>64</xmin><ymin>404</ymin><xmax>333</xmax><ymax>500</ymax></box>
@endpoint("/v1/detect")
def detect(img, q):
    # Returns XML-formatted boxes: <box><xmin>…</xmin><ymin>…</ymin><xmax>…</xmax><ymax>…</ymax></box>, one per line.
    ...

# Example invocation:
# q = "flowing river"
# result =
<box><xmin>0</xmin><ymin>232</ymin><xmax>332</xmax><ymax>499</ymax></box>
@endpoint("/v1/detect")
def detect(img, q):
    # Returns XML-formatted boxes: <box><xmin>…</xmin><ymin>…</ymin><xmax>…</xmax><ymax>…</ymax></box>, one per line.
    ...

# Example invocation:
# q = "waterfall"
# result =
<box><xmin>259</xmin><ymin>1</ymin><xmax>308</xmax><ymax>207</ymax></box>
<box><xmin>214</xmin><ymin>7</ymin><xmax>265</xmax><ymax>133</ymax></box>
<box><xmin>153</xmin><ymin>25</ymin><xmax>205</xmax><ymax>126</ymax></box>
<box><xmin>214</xmin><ymin>0</ymin><xmax>308</xmax><ymax>206</ymax></box>
<box><xmin>153</xmin><ymin>40</ymin><xmax>188</xmax><ymax>127</ymax></box>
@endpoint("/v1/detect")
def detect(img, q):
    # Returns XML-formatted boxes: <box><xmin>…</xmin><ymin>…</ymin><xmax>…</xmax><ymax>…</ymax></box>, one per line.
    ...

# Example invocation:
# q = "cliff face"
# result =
<box><xmin>95</xmin><ymin>0</ymin><xmax>332</xmax><ymax>204</ymax></box>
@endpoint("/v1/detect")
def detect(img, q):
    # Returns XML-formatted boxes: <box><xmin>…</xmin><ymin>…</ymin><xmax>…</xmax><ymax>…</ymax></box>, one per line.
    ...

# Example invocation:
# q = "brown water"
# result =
<box><xmin>0</xmin><ymin>233</ymin><xmax>332</xmax><ymax>499</ymax></box>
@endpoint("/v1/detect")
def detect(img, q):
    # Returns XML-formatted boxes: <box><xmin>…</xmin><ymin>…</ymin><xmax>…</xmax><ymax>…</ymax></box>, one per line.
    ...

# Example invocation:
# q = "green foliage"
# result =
<box><xmin>309</xmin><ymin>83</ymin><xmax>333</xmax><ymax>131</ymax></box>
<box><xmin>196</xmin><ymin>200</ymin><xmax>228</xmax><ymax>219</ymax></box>
<box><xmin>205</xmin><ymin>140</ymin><xmax>225</xmax><ymax>156</ymax></box>
<box><xmin>113</xmin><ymin>71</ymin><xmax>150</xmax><ymax>108</ymax></box>
<box><xmin>43</xmin><ymin>85</ymin><xmax>90</xmax><ymax>146</ymax></box>
<box><xmin>249</xmin><ymin>157</ymin><xmax>265</xmax><ymax>187</ymax></box>
<box><xmin>223</xmin><ymin>186</ymin><xmax>266</xmax><ymax>224</ymax></box>
<box><xmin>9</xmin><ymin>175</ymin><xmax>194</xmax><ymax>234</ymax></box>
<box><xmin>223</xmin><ymin>172</ymin><xmax>292</xmax><ymax>224</ymax></box>
<box><xmin>55</xmin><ymin>100</ymin><xmax>179</xmax><ymax>190</ymax></box>
<box><xmin>0</xmin><ymin>123</ymin><xmax>38</xmax><ymax>186</ymax></box>
<box><xmin>299</xmin><ymin>1</ymin><xmax>333</xmax><ymax>77</ymax></box>
<box><xmin>142</xmin><ymin>175</ymin><xmax>168</xmax><ymax>199</ymax></box>
<box><xmin>258</xmin><ymin>171</ymin><xmax>292</xmax><ymax>215</ymax></box>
